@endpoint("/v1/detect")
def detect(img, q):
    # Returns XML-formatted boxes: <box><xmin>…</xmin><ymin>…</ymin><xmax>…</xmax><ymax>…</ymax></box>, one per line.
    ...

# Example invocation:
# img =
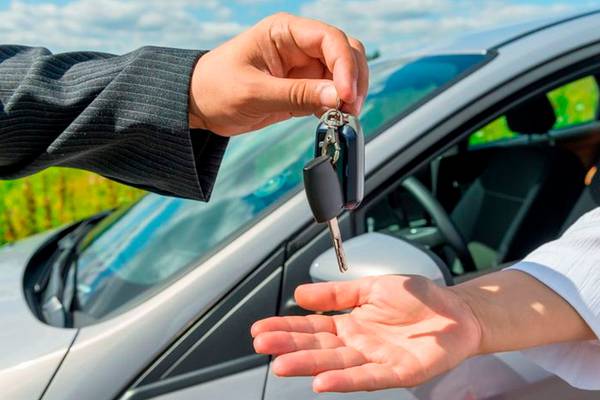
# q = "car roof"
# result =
<box><xmin>406</xmin><ymin>8</ymin><xmax>600</xmax><ymax>56</ymax></box>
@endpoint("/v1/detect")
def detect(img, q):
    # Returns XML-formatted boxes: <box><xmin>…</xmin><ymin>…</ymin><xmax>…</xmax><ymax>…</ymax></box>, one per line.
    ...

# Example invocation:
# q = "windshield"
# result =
<box><xmin>72</xmin><ymin>54</ymin><xmax>487</xmax><ymax>321</ymax></box>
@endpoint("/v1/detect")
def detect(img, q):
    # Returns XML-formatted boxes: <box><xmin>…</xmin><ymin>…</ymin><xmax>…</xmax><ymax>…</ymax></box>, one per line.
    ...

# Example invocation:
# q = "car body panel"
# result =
<box><xmin>416</xmin><ymin>9</ymin><xmax>600</xmax><ymax>55</ymax></box>
<box><xmin>145</xmin><ymin>366</ymin><xmax>267</xmax><ymax>400</ymax></box>
<box><xmin>33</xmin><ymin>10</ymin><xmax>600</xmax><ymax>400</ymax></box>
<box><xmin>0</xmin><ymin>230</ymin><xmax>76</xmax><ymax>400</ymax></box>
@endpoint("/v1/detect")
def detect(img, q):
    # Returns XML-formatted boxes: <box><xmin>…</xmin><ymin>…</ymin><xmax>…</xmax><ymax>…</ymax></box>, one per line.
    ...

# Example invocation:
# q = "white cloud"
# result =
<box><xmin>1</xmin><ymin>0</ymin><xmax>597</xmax><ymax>57</ymax></box>
<box><xmin>302</xmin><ymin>0</ymin><xmax>450</xmax><ymax>20</ymax></box>
<box><xmin>234</xmin><ymin>0</ymin><xmax>272</xmax><ymax>4</ymax></box>
<box><xmin>300</xmin><ymin>0</ymin><xmax>584</xmax><ymax>55</ymax></box>
<box><xmin>0</xmin><ymin>0</ymin><xmax>245</xmax><ymax>53</ymax></box>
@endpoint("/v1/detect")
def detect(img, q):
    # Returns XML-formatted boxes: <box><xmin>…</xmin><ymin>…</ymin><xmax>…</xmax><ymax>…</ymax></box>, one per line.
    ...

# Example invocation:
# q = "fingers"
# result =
<box><xmin>313</xmin><ymin>364</ymin><xmax>401</xmax><ymax>393</ymax></box>
<box><xmin>272</xmin><ymin>347</ymin><xmax>367</xmax><ymax>376</ymax></box>
<box><xmin>285</xmin><ymin>16</ymin><xmax>359</xmax><ymax>104</ymax></box>
<box><xmin>295</xmin><ymin>278</ymin><xmax>374</xmax><ymax>312</ymax></box>
<box><xmin>258</xmin><ymin>75</ymin><xmax>339</xmax><ymax>114</ymax></box>
<box><xmin>254</xmin><ymin>331</ymin><xmax>344</xmax><ymax>355</ymax></box>
<box><xmin>251</xmin><ymin>314</ymin><xmax>336</xmax><ymax>337</ymax></box>
<box><xmin>253</xmin><ymin>15</ymin><xmax>368</xmax><ymax>116</ymax></box>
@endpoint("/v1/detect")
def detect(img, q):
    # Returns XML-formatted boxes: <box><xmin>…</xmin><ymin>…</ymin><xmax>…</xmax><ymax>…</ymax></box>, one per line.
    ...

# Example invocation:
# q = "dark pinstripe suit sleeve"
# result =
<box><xmin>0</xmin><ymin>45</ymin><xmax>229</xmax><ymax>201</ymax></box>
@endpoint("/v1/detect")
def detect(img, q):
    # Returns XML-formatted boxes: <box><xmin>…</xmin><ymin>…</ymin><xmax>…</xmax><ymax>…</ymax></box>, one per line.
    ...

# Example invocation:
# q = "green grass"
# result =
<box><xmin>0</xmin><ymin>168</ymin><xmax>145</xmax><ymax>246</ymax></box>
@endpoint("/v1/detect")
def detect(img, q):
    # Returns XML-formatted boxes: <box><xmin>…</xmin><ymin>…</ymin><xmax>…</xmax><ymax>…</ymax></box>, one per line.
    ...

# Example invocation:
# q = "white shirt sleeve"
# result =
<box><xmin>507</xmin><ymin>207</ymin><xmax>600</xmax><ymax>390</ymax></box>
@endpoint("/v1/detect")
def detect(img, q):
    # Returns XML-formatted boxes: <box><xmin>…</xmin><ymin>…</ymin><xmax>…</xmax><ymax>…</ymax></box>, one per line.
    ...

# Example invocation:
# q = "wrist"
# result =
<box><xmin>448</xmin><ymin>270</ymin><xmax>597</xmax><ymax>357</ymax></box>
<box><xmin>188</xmin><ymin>54</ymin><xmax>209</xmax><ymax>131</ymax></box>
<box><xmin>188</xmin><ymin>111</ymin><xmax>207</xmax><ymax>130</ymax></box>
<box><xmin>447</xmin><ymin>283</ymin><xmax>490</xmax><ymax>356</ymax></box>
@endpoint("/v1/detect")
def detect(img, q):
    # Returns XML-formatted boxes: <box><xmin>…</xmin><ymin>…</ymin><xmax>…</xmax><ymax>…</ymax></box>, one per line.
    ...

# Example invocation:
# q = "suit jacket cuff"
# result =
<box><xmin>108</xmin><ymin>47</ymin><xmax>229</xmax><ymax>201</ymax></box>
<box><xmin>65</xmin><ymin>46</ymin><xmax>230</xmax><ymax>201</ymax></box>
<box><xmin>190</xmin><ymin>128</ymin><xmax>229</xmax><ymax>201</ymax></box>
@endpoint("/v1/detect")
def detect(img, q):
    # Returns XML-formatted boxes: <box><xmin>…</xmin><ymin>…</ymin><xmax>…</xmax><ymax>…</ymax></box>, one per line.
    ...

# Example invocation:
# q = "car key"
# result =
<box><xmin>303</xmin><ymin>154</ymin><xmax>348</xmax><ymax>272</ymax></box>
<box><xmin>315</xmin><ymin>109</ymin><xmax>365</xmax><ymax>210</ymax></box>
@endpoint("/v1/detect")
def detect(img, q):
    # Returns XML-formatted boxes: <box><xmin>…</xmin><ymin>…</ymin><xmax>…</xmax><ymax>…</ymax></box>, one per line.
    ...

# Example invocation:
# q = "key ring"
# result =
<box><xmin>321</xmin><ymin>130</ymin><xmax>341</xmax><ymax>163</ymax></box>
<box><xmin>321</xmin><ymin>108</ymin><xmax>345</xmax><ymax>127</ymax></box>
<box><xmin>320</xmin><ymin>111</ymin><xmax>343</xmax><ymax>164</ymax></box>
<box><xmin>319</xmin><ymin>100</ymin><xmax>346</xmax><ymax>164</ymax></box>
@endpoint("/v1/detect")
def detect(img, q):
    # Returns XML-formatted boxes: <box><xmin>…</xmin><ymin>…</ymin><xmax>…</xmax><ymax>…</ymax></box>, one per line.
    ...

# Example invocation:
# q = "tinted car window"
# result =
<box><xmin>469</xmin><ymin>75</ymin><xmax>600</xmax><ymax>147</ymax></box>
<box><xmin>71</xmin><ymin>54</ymin><xmax>488</xmax><ymax>321</ymax></box>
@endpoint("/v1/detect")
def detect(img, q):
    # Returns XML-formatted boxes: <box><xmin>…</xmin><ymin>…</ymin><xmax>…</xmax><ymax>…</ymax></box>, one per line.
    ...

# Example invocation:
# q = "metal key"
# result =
<box><xmin>303</xmin><ymin>154</ymin><xmax>348</xmax><ymax>273</ymax></box>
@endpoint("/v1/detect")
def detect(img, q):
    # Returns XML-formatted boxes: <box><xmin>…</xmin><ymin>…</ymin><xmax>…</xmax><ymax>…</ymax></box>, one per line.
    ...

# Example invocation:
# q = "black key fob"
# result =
<box><xmin>303</xmin><ymin>155</ymin><xmax>344</xmax><ymax>223</ymax></box>
<box><xmin>315</xmin><ymin>115</ymin><xmax>365</xmax><ymax>210</ymax></box>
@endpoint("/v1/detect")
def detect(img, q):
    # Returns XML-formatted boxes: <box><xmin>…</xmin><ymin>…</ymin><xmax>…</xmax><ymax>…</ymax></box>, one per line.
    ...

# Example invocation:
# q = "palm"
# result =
<box><xmin>251</xmin><ymin>276</ymin><xmax>481</xmax><ymax>393</ymax></box>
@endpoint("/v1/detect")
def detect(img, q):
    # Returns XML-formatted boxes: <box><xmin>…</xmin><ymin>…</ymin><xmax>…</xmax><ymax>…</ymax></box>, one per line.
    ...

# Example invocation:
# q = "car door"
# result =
<box><xmin>118</xmin><ymin>249</ymin><xmax>284</xmax><ymax>400</ymax></box>
<box><xmin>262</xmin><ymin>227</ymin><xmax>589</xmax><ymax>400</ymax></box>
<box><xmin>263</xmin><ymin>70</ymin><xmax>600</xmax><ymax>400</ymax></box>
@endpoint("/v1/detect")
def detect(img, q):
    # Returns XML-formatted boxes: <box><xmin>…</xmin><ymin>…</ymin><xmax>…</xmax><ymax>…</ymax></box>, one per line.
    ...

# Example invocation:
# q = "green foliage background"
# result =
<box><xmin>0</xmin><ymin>168</ymin><xmax>145</xmax><ymax>246</ymax></box>
<box><xmin>0</xmin><ymin>76</ymin><xmax>597</xmax><ymax>246</ymax></box>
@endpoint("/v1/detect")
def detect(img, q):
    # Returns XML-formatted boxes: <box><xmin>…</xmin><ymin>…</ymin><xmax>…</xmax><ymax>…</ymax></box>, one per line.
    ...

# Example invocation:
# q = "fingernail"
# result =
<box><xmin>272</xmin><ymin>358</ymin><xmax>285</xmax><ymax>376</ymax></box>
<box><xmin>313</xmin><ymin>377</ymin><xmax>324</xmax><ymax>393</ymax></box>
<box><xmin>353</xmin><ymin>80</ymin><xmax>358</xmax><ymax>98</ymax></box>
<box><xmin>320</xmin><ymin>84</ymin><xmax>338</xmax><ymax>107</ymax></box>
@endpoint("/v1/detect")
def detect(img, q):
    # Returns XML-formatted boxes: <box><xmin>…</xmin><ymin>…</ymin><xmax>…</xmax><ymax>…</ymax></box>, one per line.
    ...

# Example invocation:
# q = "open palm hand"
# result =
<box><xmin>251</xmin><ymin>275</ymin><xmax>482</xmax><ymax>393</ymax></box>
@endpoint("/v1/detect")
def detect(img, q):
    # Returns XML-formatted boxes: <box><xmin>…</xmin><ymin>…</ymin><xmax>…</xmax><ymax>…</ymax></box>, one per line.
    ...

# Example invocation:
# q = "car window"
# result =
<box><xmin>66</xmin><ymin>54</ymin><xmax>489</xmax><ymax>322</ymax></box>
<box><xmin>549</xmin><ymin>75</ymin><xmax>600</xmax><ymax>128</ymax></box>
<box><xmin>363</xmin><ymin>74</ymin><xmax>597</xmax><ymax>280</ymax></box>
<box><xmin>468</xmin><ymin>75</ymin><xmax>600</xmax><ymax>147</ymax></box>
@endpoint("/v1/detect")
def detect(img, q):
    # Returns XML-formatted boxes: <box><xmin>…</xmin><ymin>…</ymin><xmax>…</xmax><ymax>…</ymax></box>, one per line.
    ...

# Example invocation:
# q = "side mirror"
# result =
<box><xmin>310</xmin><ymin>232</ymin><xmax>451</xmax><ymax>286</ymax></box>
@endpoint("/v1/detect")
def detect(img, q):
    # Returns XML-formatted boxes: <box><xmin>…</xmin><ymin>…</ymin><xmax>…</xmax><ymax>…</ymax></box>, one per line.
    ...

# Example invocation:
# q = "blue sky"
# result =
<box><xmin>1</xmin><ymin>0</ymin><xmax>599</xmax><ymax>55</ymax></box>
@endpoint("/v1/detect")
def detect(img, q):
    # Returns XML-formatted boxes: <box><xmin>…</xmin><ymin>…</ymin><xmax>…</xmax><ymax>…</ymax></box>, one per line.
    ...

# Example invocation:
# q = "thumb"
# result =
<box><xmin>259</xmin><ymin>76</ymin><xmax>339</xmax><ymax>114</ymax></box>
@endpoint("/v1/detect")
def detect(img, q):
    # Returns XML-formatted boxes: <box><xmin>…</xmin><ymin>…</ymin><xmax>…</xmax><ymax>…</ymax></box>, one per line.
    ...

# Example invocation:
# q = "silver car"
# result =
<box><xmin>4</xmin><ymin>9</ymin><xmax>600</xmax><ymax>400</ymax></box>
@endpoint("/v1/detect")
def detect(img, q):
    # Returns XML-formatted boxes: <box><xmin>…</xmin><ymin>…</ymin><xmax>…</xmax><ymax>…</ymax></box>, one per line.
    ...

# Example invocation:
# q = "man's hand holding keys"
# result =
<box><xmin>188</xmin><ymin>13</ymin><xmax>368</xmax><ymax>136</ymax></box>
